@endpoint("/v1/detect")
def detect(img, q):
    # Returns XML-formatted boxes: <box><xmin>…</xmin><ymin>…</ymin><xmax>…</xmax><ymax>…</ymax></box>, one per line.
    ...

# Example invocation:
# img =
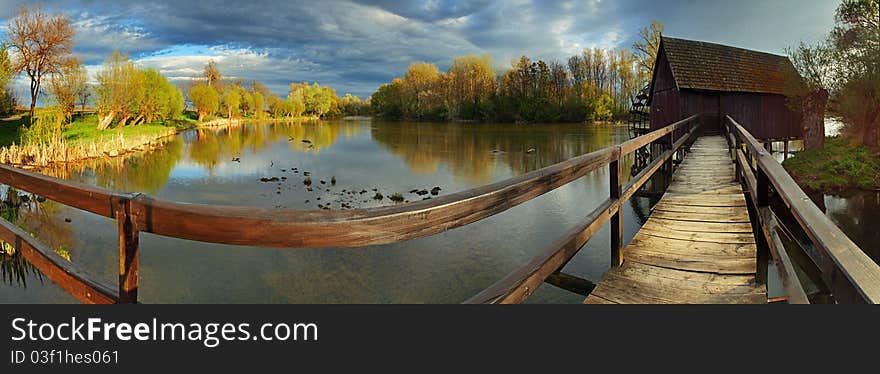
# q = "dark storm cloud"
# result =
<box><xmin>0</xmin><ymin>0</ymin><xmax>838</xmax><ymax>98</ymax></box>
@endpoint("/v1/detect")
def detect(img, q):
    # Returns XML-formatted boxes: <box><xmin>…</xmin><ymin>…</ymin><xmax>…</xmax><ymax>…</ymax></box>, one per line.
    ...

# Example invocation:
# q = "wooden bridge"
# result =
<box><xmin>1</xmin><ymin>115</ymin><xmax>878</xmax><ymax>304</ymax></box>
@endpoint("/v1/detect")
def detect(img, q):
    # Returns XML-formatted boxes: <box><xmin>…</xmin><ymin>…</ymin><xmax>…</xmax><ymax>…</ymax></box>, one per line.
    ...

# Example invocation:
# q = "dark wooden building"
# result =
<box><xmin>649</xmin><ymin>36</ymin><xmax>802</xmax><ymax>140</ymax></box>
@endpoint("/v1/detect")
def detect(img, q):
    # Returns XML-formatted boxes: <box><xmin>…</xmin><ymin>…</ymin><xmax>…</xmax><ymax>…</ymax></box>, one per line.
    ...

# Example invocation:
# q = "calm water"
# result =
<box><xmin>1</xmin><ymin>119</ymin><xmax>662</xmax><ymax>303</ymax></box>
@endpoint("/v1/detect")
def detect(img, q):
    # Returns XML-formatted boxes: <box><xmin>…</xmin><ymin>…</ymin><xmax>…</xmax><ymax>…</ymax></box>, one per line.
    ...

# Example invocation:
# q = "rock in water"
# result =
<box><xmin>430</xmin><ymin>187</ymin><xmax>441</xmax><ymax>195</ymax></box>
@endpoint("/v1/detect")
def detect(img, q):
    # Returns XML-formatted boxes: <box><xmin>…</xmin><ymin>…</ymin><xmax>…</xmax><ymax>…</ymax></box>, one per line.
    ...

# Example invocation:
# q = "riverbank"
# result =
<box><xmin>782</xmin><ymin>136</ymin><xmax>880</xmax><ymax>191</ymax></box>
<box><xmin>0</xmin><ymin>113</ymin><xmax>333</xmax><ymax>168</ymax></box>
<box><xmin>0</xmin><ymin>113</ymin><xmax>225</xmax><ymax>168</ymax></box>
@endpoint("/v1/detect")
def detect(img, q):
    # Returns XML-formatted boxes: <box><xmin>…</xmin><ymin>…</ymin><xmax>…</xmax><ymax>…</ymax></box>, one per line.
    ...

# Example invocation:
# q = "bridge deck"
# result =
<box><xmin>585</xmin><ymin>136</ymin><xmax>766</xmax><ymax>304</ymax></box>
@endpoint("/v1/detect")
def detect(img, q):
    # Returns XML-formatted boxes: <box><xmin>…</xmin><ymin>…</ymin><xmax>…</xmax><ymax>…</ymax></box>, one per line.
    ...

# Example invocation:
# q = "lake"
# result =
<box><xmin>0</xmin><ymin>119</ymin><xmax>659</xmax><ymax>303</ymax></box>
<box><xmin>2</xmin><ymin>119</ymin><xmax>874</xmax><ymax>303</ymax></box>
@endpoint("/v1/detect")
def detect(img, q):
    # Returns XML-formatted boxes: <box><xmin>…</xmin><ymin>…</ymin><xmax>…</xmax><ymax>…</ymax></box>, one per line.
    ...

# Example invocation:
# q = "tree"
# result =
<box><xmin>189</xmin><ymin>83</ymin><xmax>219</xmax><ymax>121</ymax></box>
<box><xmin>0</xmin><ymin>44</ymin><xmax>14</xmax><ymax>116</ymax></box>
<box><xmin>5</xmin><ymin>5</ymin><xmax>75</xmax><ymax>120</ymax></box>
<box><xmin>828</xmin><ymin>0</ymin><xmax>880</xmax><ymax>150</ymax></box>
<box><xmin>204</xmin><ymin>60</ymin><xmax>222</xmax><ymax>90</ymax></box>
<box><xmin>446</xmin><ymin>54</ymin><xmax>495</xmax><ymax>119</ymax></box>
<box><xmin>48</xmin><ymin>58</ymin><xmax>87</xmax><ymax>122</ymax></box>
<box><xmin>77</xmin><ymin>84</ymin><xmax>92</xmax><ymax>112</ymax></box>
<box><xmin>221</xmin><ymin>88</ymin><xmax>241</xmax><ymax>119</ymax></box>
<box><xmin>632</xmin><ymin>20</ymin><xmax>665</xmax><ymax>84</ymax></box>
<box><xmin>249</xmin><ymin>80</ymin><xmax>271</xmax><ymax>100</ymax></box>
<box><xmin>286</xmin><ymin>96</ymin><xmax>305</xmax><ymax>117</ymax></box>
<box><xmin>784</xmin><ymin>42</ymin><xmax>831</xmax><ymax>151</ymax></box>
<box><xmin>95</xmin><ymin>51</ymin><xmax>140</xmax><ymax>129</ymax></box>
<box><xmin>252</xmin><ymin>91</ymin><xmax>264</xmax><ymax>118</ymax></box>
<box><xmin>267</xmin><ymin>95</ymin><xmax>285</xmax><ymax>118</ymax></box>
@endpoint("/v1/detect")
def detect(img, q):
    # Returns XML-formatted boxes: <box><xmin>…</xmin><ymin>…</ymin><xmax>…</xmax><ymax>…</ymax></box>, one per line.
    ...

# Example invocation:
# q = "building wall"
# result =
<box><xmin>650</xmin><ymin>49</ymin><xmax>680</xmax><ymax>130</ymax></box>
<box><xmin>649</xmin><ymin>50</ymin><xmax>802</xmax><ymax>140</ymax></box>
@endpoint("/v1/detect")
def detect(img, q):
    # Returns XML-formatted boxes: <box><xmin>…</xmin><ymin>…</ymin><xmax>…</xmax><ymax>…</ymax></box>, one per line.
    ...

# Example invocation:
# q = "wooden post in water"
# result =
<box><xmin>116</xmin><ymin>195</ymin><xmax>140</xmax><ymax>303</ymax></box>
<box><xmin>610</xmin><ymin>154</ymin><xmax>623</xmax><ymax>267</ymax></box>
<box><xmin>783</xmin><ymin>140</ymin><xmax>789</xmax><ymax>161</ymax></box>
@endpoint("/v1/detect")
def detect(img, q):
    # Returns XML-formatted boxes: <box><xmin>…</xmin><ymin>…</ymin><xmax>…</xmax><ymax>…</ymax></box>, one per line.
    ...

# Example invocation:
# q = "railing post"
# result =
<box><xmin>610</xmin><ymin>149</ymin><xmax>623</xmax><ymax>267</ymax></box>
<box><xmin>115</xmin><ymin>194</ymin><xmax>140</xmax><ymax>303</ymax></box>
<box><xmin>755</xmin><ymin>149</ymin><xmax>770</xmax><ymax>285</ymax></box>
<box><xmin>664</xmin><ymin>129</ymin><xmax>674</xmax><ymax>186</ymax></box>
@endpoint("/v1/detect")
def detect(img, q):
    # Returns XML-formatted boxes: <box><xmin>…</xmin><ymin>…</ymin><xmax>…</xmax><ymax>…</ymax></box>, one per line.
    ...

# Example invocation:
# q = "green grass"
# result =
<box><xmin>62</xmin><ymin>114</ymin><xmax>185</xmax><ymax>146</ymax></box>
<box><xmin>783</xmin><ymin>137</ymin><xmax>880</xmax><ymax>191</ymax></box>
<box><xmin>0</xmin><ymin>113</ymin><xmax>29</xmax><ymax>147</ymax></box>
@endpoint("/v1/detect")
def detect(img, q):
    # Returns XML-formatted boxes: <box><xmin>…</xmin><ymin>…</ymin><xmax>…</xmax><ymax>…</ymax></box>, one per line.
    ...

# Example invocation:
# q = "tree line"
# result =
<box><xmin>369</xmin><ymin>32</ymin><xmax>656</xmax><ymax>123</ymax></box>
<box><xmin>0</xmin><ymin>5</ymin><xmax>369</xmax><ymax>130</ymax></box>
<box><xmin>188</xmin><ymin>62</ymin><xmax>370</xmax><ymax>121</ymax></box>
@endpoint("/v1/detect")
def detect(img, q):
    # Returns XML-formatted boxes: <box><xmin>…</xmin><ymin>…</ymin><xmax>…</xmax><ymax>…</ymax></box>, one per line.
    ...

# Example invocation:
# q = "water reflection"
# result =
<box><xmin>3</xmin><ymin>119</ymin><xmax>656</xmax><ymax>303</ymax></box>
<box><xmin>821</xmin><ymin>191</ymin><xmax>879</xmax><ymax>262</ymax></box>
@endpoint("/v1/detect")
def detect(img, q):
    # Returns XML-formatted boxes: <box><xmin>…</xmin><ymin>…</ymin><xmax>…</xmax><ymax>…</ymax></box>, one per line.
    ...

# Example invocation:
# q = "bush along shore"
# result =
<box><xmin>782</xmin><ymin>136</ymin><xmax>880</xmax><ymax>192</ymax></box>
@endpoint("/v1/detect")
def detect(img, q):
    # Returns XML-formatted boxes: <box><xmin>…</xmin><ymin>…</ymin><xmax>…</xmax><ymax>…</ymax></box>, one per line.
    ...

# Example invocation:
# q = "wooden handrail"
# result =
<box><xmin>0</xmin><ymin>218</ymin><xmax>118</xmax><ymax>304</ymax></box>
<box><xmin>725</xmin><ymin>115</ymin><xmax>880</xmax><ymax>303</ymax></box>
<box><xmin>467</xmin><ymin>116</ymin><xmax>700</xmax><ymax>303</ymax></box>
<box><xmin>0</xmin><ymin>115</ymin><xmax>698</xmax><ymax>303</ymax></box>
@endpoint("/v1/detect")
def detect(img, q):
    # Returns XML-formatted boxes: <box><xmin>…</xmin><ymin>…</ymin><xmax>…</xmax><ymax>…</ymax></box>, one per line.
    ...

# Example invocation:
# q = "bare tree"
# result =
<box><xmin>5</xmin><ymin>5</ymin><xmax>75</xmax><ymax>120</ymax></box>
<box><xmin>784</xmin><ymin>42</ymin><xmax>831</xmax><ymax>151</ymax></box>
<box><xmin>204</xmin><ymin>60</ymin><xmax>223</xmax><ymax>90</ymax></box>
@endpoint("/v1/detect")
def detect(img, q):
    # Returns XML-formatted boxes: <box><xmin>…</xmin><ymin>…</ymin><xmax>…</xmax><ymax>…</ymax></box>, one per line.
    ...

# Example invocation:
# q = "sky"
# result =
<box><xmin>0</xmin><ymin>0</ymin><xmax>840</xmax><ymax>100</ymax></box>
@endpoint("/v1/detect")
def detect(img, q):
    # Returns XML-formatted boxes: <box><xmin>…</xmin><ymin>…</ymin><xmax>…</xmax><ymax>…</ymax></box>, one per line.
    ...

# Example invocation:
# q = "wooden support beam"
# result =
<box><xmin>610</xmin><ymin>158</ymin><xmax>623</xmax><ymax>267</ymax></box>
<box><xmin>116</xmin><ymin>195</ymin><xmax>140</xmax><ymax>304</ymax></box>
<box><xmin>545</xmin><ymin>272</ymin><xmax>596</xmax><ymax>296</ymax></box>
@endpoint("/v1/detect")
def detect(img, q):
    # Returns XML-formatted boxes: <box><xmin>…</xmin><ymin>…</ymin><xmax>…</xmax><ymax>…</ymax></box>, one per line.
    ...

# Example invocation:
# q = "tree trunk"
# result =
<box><xmin>97</xmin><ymin>111</ymin><xmax>116</xmax><ymax>130</ymax></box>
<box><xmin>801</xmin><ymin>89</ymin><xmax>828</xmax><ymax>152</ymax></box>
<box><xmin>118</xmin><ymin>114</ymin><xmax>131</xmax><ymax>127</ymax></box>
<box><xmin>132</xmin><ymin>114</ymin><xmax>144</xmax><ymax>126</ymax></box>
<box><xmin>864</xmin><ymin>119</ymin><xmax>879</xmax><ymax>152</ymax></box>
<box><xmin>198</xmin><ymin>111</ymin><xmax>205</xmax><ymax>121</ymax></box>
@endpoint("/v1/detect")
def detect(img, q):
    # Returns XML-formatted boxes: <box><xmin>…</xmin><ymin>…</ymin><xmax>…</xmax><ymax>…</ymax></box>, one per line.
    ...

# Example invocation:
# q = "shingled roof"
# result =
<box><xmin>658</xmin><ymin>36</ymin><xmax>795</xmax><ymax>94</ymax></box>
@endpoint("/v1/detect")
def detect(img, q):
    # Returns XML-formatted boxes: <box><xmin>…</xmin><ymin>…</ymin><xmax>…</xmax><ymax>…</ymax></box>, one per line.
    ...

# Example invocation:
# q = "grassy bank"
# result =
<box><xmin>0</xmin><ymin>112</ymin><xmax>197</xmax><ymax>167</ymax></box>
<box><xmin>0</xmin><ymin>111</ymin><xmax>325</xmax><ymax>167</ymax></box>
<box><xmin>782</xmin><ymin>137</ymin><xmax>880</xmax><ymax>191</ymax></box>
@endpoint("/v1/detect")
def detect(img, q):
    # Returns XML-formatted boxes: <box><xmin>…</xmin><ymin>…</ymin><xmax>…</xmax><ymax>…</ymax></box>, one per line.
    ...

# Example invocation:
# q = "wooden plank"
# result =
<box><xmin>648</xmin><ymin>210</ymin><xmax>750</xmax><ymax>223</ymax></box>
<box><xmin>0</xmin><ymin>164</ymin><xmax>125</xmax><ymax>218</ymax></box>
<box><xmin>585</xmin><ymin>135</ymin><xmax>765</xmax><ymax>304</ymax></box>
<box><xmin>132</xmin><ymin>145</ymin><xmax>620</xmax><ymax>248</ymax></box>
<box><xmin>642</xmin><ymin>218</ymin><xmax>754</xmax><ymax>233</ymax></box>
<box><xmin>627</xmin><ymin>236</ymin><xmax>757</xmax><ymax>257</ymax></box>
<box><xmin>638</xmin><ymin>227</ymin><xmax>756</xmax><ymax>244</ymax></box>
<box><xmin>652</xmin><ymin>204</ymin><xmax>744</xmax><ymax>215</ymax></box>
<box><xmin>626</xmin><ymin>249</ymin><xmax>756</xmax><ymax>274</ymax></box>
<box><xmin>0</xmin><ymin>218</ymin><xmax>118</xmax><ymax>304</ymax></box>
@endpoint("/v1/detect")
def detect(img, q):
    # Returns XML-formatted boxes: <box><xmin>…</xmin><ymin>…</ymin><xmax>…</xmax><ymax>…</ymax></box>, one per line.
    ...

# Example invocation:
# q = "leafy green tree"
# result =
<box><xmin>189</xmin><ymin>83</ymin><xmax>219</xmax><ymax>121</ymax></box>
<box><xmin>0</xmin><ymin>44</ymin><xmax>13</xmax><ymax>116</ymax></box>
<box><xmin>267</xmin><ymin>95</ymin><xmax>284</xmax><ymax>118</ymax></box>
<box><xmin>95</xmin><ymin>51</ymin><xmax>140</xmax><ymax>129</ymax></box>
<box><xmin>286</xmin><ymin>96</ymin><xmax>305</xmax><ymax>117</ymax></box>
<box><xmin>221</xmin><ymin>87</ymin><xmax>241</xmax><ymax>119</ymax></box>
<box><xmin>252</xmin><ymin>91</ymin><xmax>264</xmax><ymax>118</ymax></box>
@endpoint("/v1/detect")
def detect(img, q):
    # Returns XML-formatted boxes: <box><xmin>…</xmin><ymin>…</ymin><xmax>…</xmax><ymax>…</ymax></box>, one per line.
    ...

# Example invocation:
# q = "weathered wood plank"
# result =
<box><xmin>585</xmin><ymin>136</ymin><xmax>764</xmax><ymax>304</ymax></box>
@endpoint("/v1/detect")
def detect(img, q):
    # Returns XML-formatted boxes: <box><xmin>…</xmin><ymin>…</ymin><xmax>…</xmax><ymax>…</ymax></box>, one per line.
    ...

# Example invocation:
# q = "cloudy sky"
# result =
<box><xmin>0</xmin><ymin>0</ymin><xmax>839</xmax><ymax>99</ymax></box>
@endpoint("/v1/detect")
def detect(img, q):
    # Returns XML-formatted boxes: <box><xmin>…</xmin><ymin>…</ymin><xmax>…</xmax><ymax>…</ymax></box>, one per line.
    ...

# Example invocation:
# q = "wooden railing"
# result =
<box><xmin>723</xmin><ymin>116</ymin><xmax>880</xmax><ymax>304</ymax></box>
<box><xmin>0</xmin><ymin>115</ymin><xmax>700</xmax><ymax>304</ymax></box>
